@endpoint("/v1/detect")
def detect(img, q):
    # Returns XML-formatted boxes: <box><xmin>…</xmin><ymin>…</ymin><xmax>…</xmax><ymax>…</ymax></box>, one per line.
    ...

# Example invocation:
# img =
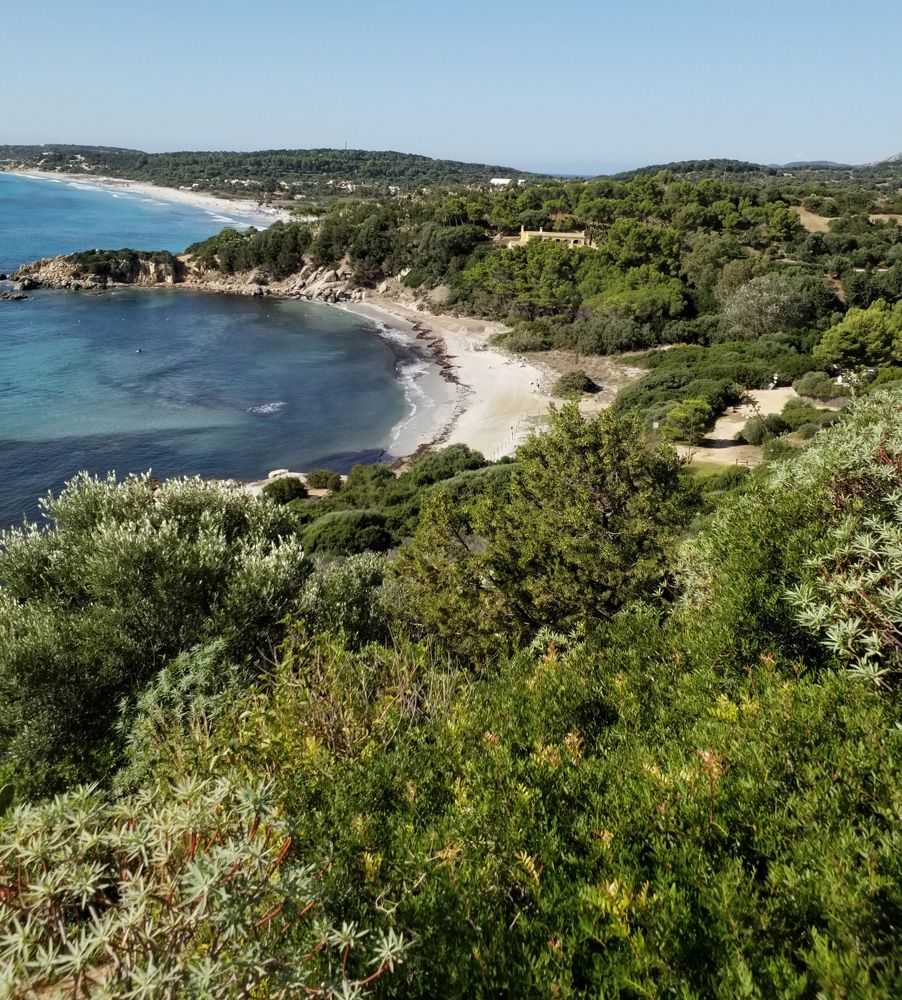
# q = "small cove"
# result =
<box><xmin>0</xmin><ymin>173</ymin><xmax>444</xmax><ymax>524</ymax></box>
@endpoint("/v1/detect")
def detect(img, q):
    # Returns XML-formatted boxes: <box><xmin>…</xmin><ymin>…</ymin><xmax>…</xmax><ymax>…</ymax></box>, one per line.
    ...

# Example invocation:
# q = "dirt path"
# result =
<box><xmin>677</xmin><ymin>387</ymin><xmax>798</xmax><ymax>466</ymax></box>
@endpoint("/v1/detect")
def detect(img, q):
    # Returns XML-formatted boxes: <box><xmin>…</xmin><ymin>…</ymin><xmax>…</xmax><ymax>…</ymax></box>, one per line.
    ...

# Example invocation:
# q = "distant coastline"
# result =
<box><xmin>4</xmin><ymin>168</ymin><xmax>293</xmax><ymax>227</ymax></box>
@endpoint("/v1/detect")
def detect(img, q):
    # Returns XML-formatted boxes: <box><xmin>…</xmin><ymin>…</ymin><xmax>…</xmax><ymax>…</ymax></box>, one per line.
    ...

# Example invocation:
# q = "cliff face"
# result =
<box><xmin>14</xmin><ymin>254</ymin><xmax>182</xmax><ymax>290</ymax></box>
<box><xmin>12</xmin><ymin>254</ymin><xmax>368</xmax><ymax>303</ymax></box>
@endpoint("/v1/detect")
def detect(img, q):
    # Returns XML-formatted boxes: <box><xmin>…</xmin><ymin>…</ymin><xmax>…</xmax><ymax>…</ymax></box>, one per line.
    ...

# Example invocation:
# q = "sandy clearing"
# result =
<box><xmin>791</xmin><ymin>206</ymin><xmax>833</xmax><ymax>233</ymax></box>
<box><xmin>678</xmin><ymin>387</ymin><xmax>799</xmax><ymax>466</ymax></box>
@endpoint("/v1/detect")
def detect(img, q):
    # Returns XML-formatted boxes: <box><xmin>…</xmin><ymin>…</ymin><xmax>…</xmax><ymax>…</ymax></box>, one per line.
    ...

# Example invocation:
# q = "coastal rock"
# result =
<box><xmin>11</xmin><ymin>251</ymin><xmax>369</xmax><ymax>311</ymax></box>
<box><xmin>0</xmin><ymin>291</ymin><xmax>28</xmax><ymax>301</ymax></box>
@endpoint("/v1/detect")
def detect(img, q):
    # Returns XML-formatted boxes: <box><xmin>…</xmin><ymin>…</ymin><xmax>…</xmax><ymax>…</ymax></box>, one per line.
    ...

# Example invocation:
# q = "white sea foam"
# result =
<box><xmin>332</xmin><ymin>306</ymin><xmax>446</xmax><ymax>451</ymax></box>
<box><xmin>372</xmin><ymin>321</ymin><xmax>414</xmax><ymax>348</ymax></box>
<box><xmin>247</xmin><ymin>401</ymin><xmax>286</xmax><ymax>415</ymax></box>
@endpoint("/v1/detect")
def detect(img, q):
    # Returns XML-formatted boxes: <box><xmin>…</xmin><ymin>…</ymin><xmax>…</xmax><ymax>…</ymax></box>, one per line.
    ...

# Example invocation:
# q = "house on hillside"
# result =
<box><xmin>515</xmin><ymin>225</ymin><xmax>594</xmax><ymax>247</ymax></box>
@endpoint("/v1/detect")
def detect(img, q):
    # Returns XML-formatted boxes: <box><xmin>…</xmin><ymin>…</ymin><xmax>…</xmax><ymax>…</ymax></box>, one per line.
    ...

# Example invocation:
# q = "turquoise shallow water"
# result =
<box><xmin>0</xmin><ymin>174</ymin><xmax>415</xmax><ymax>525</ymax></box>
<box><xmin>0</xmin><ymin>172</ymin><xmax>267</xmax><ymax>274</ymax></box>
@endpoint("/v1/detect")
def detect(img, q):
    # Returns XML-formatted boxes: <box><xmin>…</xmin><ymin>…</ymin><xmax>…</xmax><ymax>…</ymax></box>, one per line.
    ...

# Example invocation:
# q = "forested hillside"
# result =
<box><xmin>0</xmin><ymin>145</ymin><xmax>535</xmax><ymax>200</ymax></box>
<box><xmin>180</xmin><ymin>163</ymin><xmax>902</xmax><ymax>445</ymax></box>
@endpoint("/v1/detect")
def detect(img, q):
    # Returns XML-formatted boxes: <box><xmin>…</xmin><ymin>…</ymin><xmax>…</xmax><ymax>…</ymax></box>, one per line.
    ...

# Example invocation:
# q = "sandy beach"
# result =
<box><xmin>341</xmin><ymin>297</ymin><xmax>556</xmax><ymax>461</ymax></box>
<box><xmin>7</xmin><ymin>169</ymin><xmax>292</xmax><ymax>226</ymax></box>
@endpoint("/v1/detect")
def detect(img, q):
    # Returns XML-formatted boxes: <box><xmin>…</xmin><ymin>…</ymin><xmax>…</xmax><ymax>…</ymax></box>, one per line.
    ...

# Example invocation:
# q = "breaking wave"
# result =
<box><xmin>247</xmin><ymin>401</ymin><xmax>287</xmax><ymax>415</ymax></box>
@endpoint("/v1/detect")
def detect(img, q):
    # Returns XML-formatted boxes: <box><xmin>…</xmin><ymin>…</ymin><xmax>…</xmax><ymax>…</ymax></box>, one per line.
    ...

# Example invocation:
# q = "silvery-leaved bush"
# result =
<box><xmin>0</xmin><ymin>774</ymin><xmax>408</xmax><ymax>998</ymax></box>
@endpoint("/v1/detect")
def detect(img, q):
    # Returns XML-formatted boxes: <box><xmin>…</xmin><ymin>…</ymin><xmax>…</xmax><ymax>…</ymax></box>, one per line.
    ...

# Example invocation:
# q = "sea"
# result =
<box><xmin>0</xmin><ymin>172</ymin><xmax>443</xmax><ymax>526</ymax></box>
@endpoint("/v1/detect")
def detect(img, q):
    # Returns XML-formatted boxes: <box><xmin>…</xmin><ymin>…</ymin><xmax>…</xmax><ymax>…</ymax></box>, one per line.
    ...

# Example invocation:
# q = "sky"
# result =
<box><xmin>3</xmin><ymin>0</ymin><xmax>901</xmax><ymax>174</ymax></box>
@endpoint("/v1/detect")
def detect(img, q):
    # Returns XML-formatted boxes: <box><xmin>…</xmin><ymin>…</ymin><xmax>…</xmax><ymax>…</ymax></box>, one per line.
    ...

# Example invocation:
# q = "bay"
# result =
<box><xmin>0</xmin><ymin>173</ymin><xmax>424</xmax><ymax>525</ymax></box>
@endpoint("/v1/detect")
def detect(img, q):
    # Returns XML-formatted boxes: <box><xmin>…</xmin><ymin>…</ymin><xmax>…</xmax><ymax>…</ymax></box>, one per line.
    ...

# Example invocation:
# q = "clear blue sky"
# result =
<box><xmin>4</xmin><ymin>0</ymin><xmax>901</xmax><ymax>173</ymax></box>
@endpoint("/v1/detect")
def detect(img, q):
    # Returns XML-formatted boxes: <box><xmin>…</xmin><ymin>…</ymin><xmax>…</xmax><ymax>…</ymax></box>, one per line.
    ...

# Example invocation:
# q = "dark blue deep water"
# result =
<box><xmin>0</xmin><ymin>174</ymin><xmax>413</xmax><ymax>524</ymax></box>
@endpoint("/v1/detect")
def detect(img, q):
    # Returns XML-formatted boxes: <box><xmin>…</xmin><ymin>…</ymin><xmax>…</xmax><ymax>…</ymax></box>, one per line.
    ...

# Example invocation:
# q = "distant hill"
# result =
<box><xmin>782</xmin><ymin>160</ymin><xmax>852</xmax><ymax>169</ymax></box>
<box><xmin>613</xmin><ymin>158</ymin><xmax>773</xmax><ymax>179</ymax></box>
<box><xmin>0</xmin><ymin>145</ymin><xmax>537</xmax><ymax>199</ymax></box>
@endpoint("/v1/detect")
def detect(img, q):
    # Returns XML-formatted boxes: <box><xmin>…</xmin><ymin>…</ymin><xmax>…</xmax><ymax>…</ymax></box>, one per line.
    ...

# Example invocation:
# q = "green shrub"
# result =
<box><xmin>793</xmin><ymin>370</ymin><xmax>851</xmax><ymax>399</ymax></box>
<box><xmin>402</xmin><ymin>267</ymin><xmax>427</xmax><ymax>288</ymax></box>
<box><xmin>302</xmin><ymin>509</ymin><xmax>392</xmax><ymax>555</ymax></box>
<box><xmin>678</xmin><ymin>385</ymin><xmax>902</xmax><ymax>672</ymax></box>
<box><xmin>0</xmin><ymin>474</ymin><xmax>309</xmax><ymax>796</ymax></box>
<box><xmin>697</xmin><ymin>465</ymin><xmax>751</xmax><ymax>492</ymax></box>
<box><xmin>304</xmin><ymin>468</ymin><xmax>343</xmax><ymax>492</ymax></box>
<box><xmin>495</xmin><ymin>327</ymin><xmax>548</xmax><ymax>352</ymax></box>
<box><xmin>870</xmin><ymin>365</ymin><xmax>902</xmax><ymax>388</ymax></box>
<box><xmin>551</xmin><ymin>369</ymin><xmax>599</xmax><ymax>397</ymax></box>
<box><xmin>785</xmin><ymin>387</ymin><xmax>902</xmax><ymax>679</ymax></box>
<box><xmin>262</xmin><ymin>475</ymin><xmax>308</xmax><ymax>503</ymax></box>
<box><xmin>296</xmin><ymin>553</ymin><xmax>393</xmax><ymax>646</ymax></box>
<box><xmin>738</xmin><ymin>412</ymin><xmax>791</xmax><ymax>444</ymax></box>
<box><xmin>408</xmin><ymin>444</ymin><xmax>487</xmax><ymax>486</ymax></box>
<box><xmin>339</xmin><ymin>463</ymin><xmax>397</xmax><ymax>507</ymax></box>
<box><xmin>187</xmin><ymin>626</ymin><xmax>902</xmax><ymax>999</ymax></box>
<box><xmin>762</xmin><ymin>436</ymin><xmax>801</xmax><ymax>461</ymax></box>
<box><xmin>781</xmin><ymin>397</ymin><xmax>839</xmax><ymax>432</ymax></box>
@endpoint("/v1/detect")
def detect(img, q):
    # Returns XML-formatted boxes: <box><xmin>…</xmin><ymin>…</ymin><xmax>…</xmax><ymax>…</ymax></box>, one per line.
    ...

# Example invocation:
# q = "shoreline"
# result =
<box><xmin>4</xmin><ymin>168</ymin><xmax>292</xmax><ymax>227</ymax></box>
<box><xmin>11</xmin><ymin>253</ymin><xmax>557</xmax><ymax>464</ymax></box>
<box><xmin>339</xmin><ymin>296</ymin><xmax>555</xmax><ymax>461</ymax></box>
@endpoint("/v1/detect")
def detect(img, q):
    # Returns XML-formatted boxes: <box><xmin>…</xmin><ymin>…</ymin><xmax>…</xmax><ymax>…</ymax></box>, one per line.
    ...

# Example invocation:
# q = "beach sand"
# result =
<box><xmin>7</xmin><ymin>169</ymin><xmax>292</xmax><ymax>226</ymax></box>
<box><xmin>342</xmin><ymin>297</ymin><xmax>556</xmax><ymax>461</ymax></box>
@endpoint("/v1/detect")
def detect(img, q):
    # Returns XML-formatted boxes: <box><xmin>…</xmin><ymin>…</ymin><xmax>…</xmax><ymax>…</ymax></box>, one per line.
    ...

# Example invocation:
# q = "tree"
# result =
<box><xmin>262</xmin><ymin>475</ymin><xmax>308</xmax><ymax>503</ymax></box>
<box><xmin>813</xmin><ymin>298</ymin><xmax>902</xmax><ymax>369</ymax></box>
<box><xmin>722</xmin><ymin>272</ymin><xmax>806</xmax><ymax>339</ymax></box>
<box><xmin>663</xmin><ymin>398</ymin><xmax>714</xmax><ymax>456</ymax></box>
<box><xmin>395</xmin><ymin>405</ymin><xmax>687</xmax><ymax>655</ymax></box>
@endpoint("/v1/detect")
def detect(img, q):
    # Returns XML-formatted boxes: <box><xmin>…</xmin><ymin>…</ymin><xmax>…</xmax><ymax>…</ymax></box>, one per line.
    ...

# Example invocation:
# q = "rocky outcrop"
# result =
<box><xmin>13</xmin><ymin>255</ymin><xmax>182</xmax><ymax>290</ymax></box>
<box><xmin>11</xmin><ymin>253</ymin><xmax>370</xmax><ymax>305</ymax></box>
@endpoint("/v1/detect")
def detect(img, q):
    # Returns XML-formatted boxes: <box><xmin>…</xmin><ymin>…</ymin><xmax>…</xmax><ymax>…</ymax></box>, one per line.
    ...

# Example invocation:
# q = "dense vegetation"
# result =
<box><xmin>173</xmin><ymin>159</ymin><xmax>902</xmax><ymax>431</ymax></box>
<box><xmin>3</xmin><ymin>154</ymin><xmax>902</xmax><ymax>995</ymax></box>
<box><xmin>1</xmin><ymin>384</ymin><xmax>901</xmax><ymax>995</ymax></box>
<box><xmin>0</xmin><ymin>145</ymin><xmax>534</xmax><ymax>202</ymax></box>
